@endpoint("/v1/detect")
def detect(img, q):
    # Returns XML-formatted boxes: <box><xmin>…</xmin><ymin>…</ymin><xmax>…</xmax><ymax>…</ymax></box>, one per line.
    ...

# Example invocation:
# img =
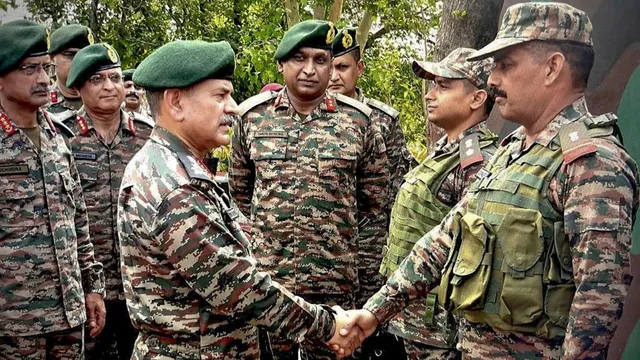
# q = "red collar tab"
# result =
<box><xmin>0</xmin><ymin>112</ymin><xmax>17</xmax><ymax>136</ymax></box>
<box><xmin>76</xmin><ymin>115</ymin><xmax>89</xmax><ymax>135</ymax></box>
<box><xmin>41</xmin><ymin>110</ymin><xmax>57</xmax><ymax>134</ymax></box>
<box><xmin>325</xmin><ymin>96</ymin><xmax>336</xmax><ymax>112</ymax></box>
<box><xmin>127</xmin><ymin>116</ymin><xmax>136</xmax><ymax>135</ymax></box>
<box><xmin>50</xmin><ymin>90</ymin><xmax>58</xmax><ymax>103</ymax></box>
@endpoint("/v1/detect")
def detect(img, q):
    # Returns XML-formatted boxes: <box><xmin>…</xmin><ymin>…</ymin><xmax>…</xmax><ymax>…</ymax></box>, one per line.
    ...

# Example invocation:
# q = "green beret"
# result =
<box><xmin>122</xmin><ymin>69</ymin><xmax>135</xmax><ymax>82</ymax></box>
<box><xmin>134</xmin><ymin>40</ymin><xmax>235</xmax><ymax>89</ymax></box>
<box><xmin>0</xmin><ymin>20</ymin><xmax>48</xmax><ymax>76</ymax></box>
<box><xmin>275</xmin><ymin>20</ymin><xmax>336</xmax><ymax>61</ymax></box>
<box><xmin>67</xmin><ymin>43</ymin><xmax>121</xmax><ymax>88</ymax></box>
<box><xmin>332</xmin><ymin>27</ymin><xmax>358</xmax><ymax>57</ymax></box>
<box><xmin>49</xmin><ymin>24</ymin><xmax>95</xmax><ymax>55</ymax></box>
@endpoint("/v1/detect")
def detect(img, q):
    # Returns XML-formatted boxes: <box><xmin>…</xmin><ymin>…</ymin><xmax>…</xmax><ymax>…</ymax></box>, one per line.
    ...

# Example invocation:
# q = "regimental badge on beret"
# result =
<box><xmin>326</xmin><ymin>22</ymin><xmax>336</xmax><ymax>45</ymax></box>
<box><xmin>342</xmin><ymin>29</ymin><xmax>353</xmax><ymax>48</ymax></box>
<box><xmin>106</xmin><ymin>44</ymin><xmax>118</xmax><ymax>63</ymax></box>
<box><xmin>87</xmin><ymin>28</ymin><xmax>95</xmax><ymax>45</ymax></box>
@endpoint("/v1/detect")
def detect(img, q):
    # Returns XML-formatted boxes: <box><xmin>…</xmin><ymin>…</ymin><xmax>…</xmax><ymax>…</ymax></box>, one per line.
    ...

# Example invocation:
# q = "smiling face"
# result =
<box><xmin>123</xmin><ymin>79</ymin><xmax>142</xmax><ymax>110</ymax></box>
<box><xmin>0</xmin><ymin>55</ymin><xmax>52</xmax><ymax>110</ymax></box>
<box><xmin>78</xmin><ymin>67</ymin><xmax>125</xmax><ymax>114</ymax></box>
<box><xmin>278</xmin><ymin>47</ymin><xmax>332</xmax><ymax>101</ymax></box>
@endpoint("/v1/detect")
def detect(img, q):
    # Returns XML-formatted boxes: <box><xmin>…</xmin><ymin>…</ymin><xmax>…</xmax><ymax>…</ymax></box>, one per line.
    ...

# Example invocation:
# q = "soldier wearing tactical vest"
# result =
<box><xmin>231</xmin><ymin>20</ymin><xmax>389</xmax><ymax>360</ymax></box>
<box><xmin>338</xmin><ymin>3</ymin><xmax>639</xmax><ymax>359</ymax></box>
<box><xmin>60</xmin><ymin>43</ymin><xmax>154</xmax><ymax>360</ymax></box>
<box><xmin>47</xmin><ymin>25</ymin><xmax>94</xmax><ymax>123</ymax></box>
<box><xmin>379</xmin><ymin>48</ymin><xmax>498</xmax><ymax>360</ymax></box>
<box><xmin>329</xmin><ymin>28</ymin><xmax>413</xmax><ymax>309</ymax></box>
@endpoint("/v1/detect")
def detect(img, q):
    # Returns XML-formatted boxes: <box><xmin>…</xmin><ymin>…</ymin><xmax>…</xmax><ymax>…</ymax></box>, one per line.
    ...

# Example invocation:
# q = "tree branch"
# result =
<box><xmin>284</xmin><ymin>0</ymin><xmax>300</xmax><ymax>28</ymax></box>
<box><xmin>364</xmin><ymin>25</ymin><xmax>388</xmax><ymax>50</ymax></box>
<box><xmin>328</xmin><ymin>0</ymin><xmax>343</xmax><ymax>23</ymax></box>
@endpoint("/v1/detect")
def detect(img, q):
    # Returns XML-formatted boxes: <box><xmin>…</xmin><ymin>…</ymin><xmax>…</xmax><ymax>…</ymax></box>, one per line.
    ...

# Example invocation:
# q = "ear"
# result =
<box><xmin>163</xmin><ymin>89</ymin><xmax>185</xmax><ymax>122</ymax></box>
<box><xmin>544</xmin><ymin>52</ymin><xmax>565</xmax><ymax>86</ymax></box>
<box><xmin>469</xmin><ymin>89</ymin><xmax>488</xmax><ymax>111</ymax></box>
<box><xmin>357</xmin><ymin>60</ymin><xmax>364</xmax><ymax>77</ymax></box>
<box><xmin>277</xmin><ymin>61</ymin><xmax>284</xmax><ymax>73</ymax></box>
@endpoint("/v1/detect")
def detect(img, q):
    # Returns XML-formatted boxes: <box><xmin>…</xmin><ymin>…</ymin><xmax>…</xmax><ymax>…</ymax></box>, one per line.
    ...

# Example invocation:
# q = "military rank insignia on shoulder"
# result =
<box><xmin>365</xmin><ymin>97</ymin><xmax>399</xmax><ymax>119</ymax></box>
<box><xmin>459</xmin><ymin>133</ymin><xmax>485</xmax><ymax>169</ymax></box>
<box><xmin>334</xmin><ymin>93</ymin><xmax>372</xmax><ymax>118</ymax></box>
<box><xmin>239</xmin><ymin>91</ymin><xmax>279</xmax><ymax>117</ymax></box>
<box><xmin>131</xmin><ymin>111</ymin><xmax>155</xmax><ymax>129</ymax></box>
<box><xmin>49</xmin><ymin>116</ymin><xmax>75</xmax><ymax>138</ymax></box>
<box><xmin>559</xmin><ymin>121</ymin><xmax>597</xmax><ymax>164</ymax></box>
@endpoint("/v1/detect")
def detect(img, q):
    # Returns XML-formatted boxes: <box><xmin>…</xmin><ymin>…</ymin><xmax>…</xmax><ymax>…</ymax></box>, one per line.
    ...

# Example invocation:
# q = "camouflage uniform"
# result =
<box><xmin>57</xmin><ymin>107</ymin><xmax>153</xmax><ymax>359</ymax></box>
<box><xmin>118</xmin><ymin>126</ymin><xmax>337</xmax><ymax>360</ymax></box>
<box><xmin>364</xmin><ymin>98</ymin><xmax>638</xmax><ymax>359</ymax></box>
<box><xmin>47</xmin><ymin>85</ymin><xmax>83</xmax><ymax>121</ymax></box>
<box><xmin>383</xmin><ymin>125</ymin><xmax>497</xmax><ymax>360</ymax></box>
<box><xmin>355</xmin><ymin>89</ymin><xmax>411</xmax><ymax>306</ymax></box>
<box><xmin>231</xmin><ymin>89</ymin><xmax>389</xmax><ymax>359</ymax></box>
<box><xmin>0</xmin><ymin>107</ymin><xmax>105</xmax><ymax>358</ymax></box>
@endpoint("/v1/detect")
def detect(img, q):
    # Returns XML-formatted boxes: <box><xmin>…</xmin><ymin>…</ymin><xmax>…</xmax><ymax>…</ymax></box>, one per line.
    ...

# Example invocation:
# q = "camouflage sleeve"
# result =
<box><xmin>559</xmin><ymin>144</ymin><xmax>638</xmax><ymax>358</ymax></box>
<box><xmin>70</xmin><ymin>156</ymin><xmax>105</xmax><ymax>295</ymax></box>
<box><xmin>230</xmin><ymin>116</ymin><xmax>255</xmax><ymax>216</ymax></box>
<box><xmin>385</xmin><ymin>115</ymin><xmax>411</xmax><ymax>207</ymax></box>
<box><xmin>153</xmin><ymin>186</ymin><xmax>335</xmax><ymax>342</ymax></box>
<box><xmin>356</xmin><ymin>123</ymin><xmax>391</xmax><ymax>307</ymax></box>
<box><xmin>363</xmin><ymin>200</ymin><xmax>463</xmax><ymax>324</ymax></box>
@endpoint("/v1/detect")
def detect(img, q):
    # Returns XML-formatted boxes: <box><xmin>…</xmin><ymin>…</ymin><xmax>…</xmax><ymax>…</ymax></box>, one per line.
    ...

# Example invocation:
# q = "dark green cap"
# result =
<box><xmin>133</xmin><ymin>40</ymin><xmax>235</xmax><ymax>89</ymax></box>
<box><xmin>67</xmin><ymin>43</ymin><xmax>121</xmax><ymax>88</ymax></box>
<box><xmin>49</xmin><ymin>24</ymin><xmax>95</xmax><ymax>55</ymax></box>
<box><xmin>275</xmin><ymin>20</ymin><xmax>336</xmax><ymax>61</ymax></box>
<box><xmin>0</xmin><ymin>20</ymin><xmax>48</xmax><ymax>76</ymax></box>
<box><xmin>332</xmin><ymin>27</ymin><xmax>358</xmax><ymax>57</ymax></box>
<box><xmin>122</xmin><ymin>68</ymin><xmax>135</xmax><ymax>82</ymax></box>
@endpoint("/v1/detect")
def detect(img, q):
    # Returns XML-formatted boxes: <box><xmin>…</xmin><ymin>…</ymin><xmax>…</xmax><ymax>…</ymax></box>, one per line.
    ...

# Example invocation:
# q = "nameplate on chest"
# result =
<box><xmin>73</xmin><ymin>152</ymin><xmax>97</xmax><ymax>161</ymax></box>
<box><xmin>255</xmin><ymin>131</ymin><xmax>287</xmax><ymax>138</ymax></box>
<box><xmin>0</xmin><ymin>164</ymin><xmax>29</xmax><ymax>175</ymax></box>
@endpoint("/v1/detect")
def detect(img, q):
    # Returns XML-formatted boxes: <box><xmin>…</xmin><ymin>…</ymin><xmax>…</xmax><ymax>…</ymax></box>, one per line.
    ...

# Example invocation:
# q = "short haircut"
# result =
<box><xmin>146</xmin><ymin>87</ymin><xmax>194</xmax><ymax>118</ymax></box>
<box><xmin>522</xmin><ymin>40</ymin><xmax>594</xmax><ymax>89</ymax></box>
<box><xmin>462</xmin><ymin>79</ymin><xmax>494</xmax><ymax>117</ymax></box>
<box><xmin>350</xmin><ymin>47</ymin><xmax>361</xmax><ymax>63</ymax></box>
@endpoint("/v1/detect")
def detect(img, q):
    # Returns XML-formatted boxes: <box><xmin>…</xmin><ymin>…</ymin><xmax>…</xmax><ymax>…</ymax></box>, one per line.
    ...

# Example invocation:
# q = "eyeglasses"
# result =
<box><xmin>19</xmin><ymin>63</ymin><xmax>57</xmax><ymax>77</ymax></box>
<box><xmin>88</xmin><ymin>73</ymin><xmax>123</xmax><ymax>86</ymax></box>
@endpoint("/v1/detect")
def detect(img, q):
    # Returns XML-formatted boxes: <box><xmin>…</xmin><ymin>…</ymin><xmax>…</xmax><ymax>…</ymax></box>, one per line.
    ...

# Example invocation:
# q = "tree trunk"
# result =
<box><xmin>313</xmin><ymin>6</ymin><xmax>325</xmax><ymax>19</ymax></box>
<box><xmin>328</xmin><ymin>0</ymin><xmax>343</xmax><ymax>23</ymax></box>
<box><xmin>357</xmin><ymin>9</ymin><xmax>374</xmax><ymax>54</ymax></box>
<box><xmin>426</xmin><ymin>0</ymin><xmax>504</xmax><ymax>149</ymax></box>
<box><xmin>284</xmin><ymin>0</ymin><xmax>301</xmax><ymax>28</ymax></box>
<box><xmin>89</xmin><ymin>0</ymin><xmax>100</xmax><ymax>34</ymax></box>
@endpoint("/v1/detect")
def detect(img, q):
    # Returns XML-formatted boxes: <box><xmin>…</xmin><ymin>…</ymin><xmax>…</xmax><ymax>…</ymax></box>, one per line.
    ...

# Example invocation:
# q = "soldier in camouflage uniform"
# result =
<box><xmin>341</xmin><ymin>3</ymin><xmax>639</xmax><ymax>359</ymax></box>
<box><xmin>0</xmin><ymin>20</ymin><xmax>105</xmax><ymax>360</ymax></box>
<box><xmin>231</xmin><ymin>20</ymin><xmax>389</xmax><ymax>360</ymax></box>
<box><xmin>60</xmin><ymin>43</ymin><xmax>154</xmax><ymax>360</ymax></box>
<box><xmin>47</xmin><ymin>24</ymin><xmax>94</xmax><ymax>122</ymax></box>
<box><xmin>117</xmin><ymin>39</ymin><xmax>363</xmax><ymax>360</ymax></box>
<box><xmin>329</xmin><ymin>27</ymin><xmax>412</xmax><ymax>307</ymax></box>
<box><xmin>122</xmin><ymin>68</ymin><xmax>154</xmax><ymax>123</ymax></box>
<box><xmin>377</xmin><ymin>48</ymin><xmax>498</xmax><ymax>360</ymax></box>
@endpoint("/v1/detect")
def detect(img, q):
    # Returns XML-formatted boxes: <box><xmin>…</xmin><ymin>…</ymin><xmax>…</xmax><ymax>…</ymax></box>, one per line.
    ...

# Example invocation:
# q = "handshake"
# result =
<box><xmin>324</xmin><ymin>307</ymin><xmax>381</xmax><ymax>358</ymax></box>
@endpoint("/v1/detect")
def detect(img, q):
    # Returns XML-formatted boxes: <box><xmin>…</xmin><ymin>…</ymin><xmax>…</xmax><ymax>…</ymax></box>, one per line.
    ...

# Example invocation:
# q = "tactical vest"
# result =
<box><xmin>438</xmin><ymin>114</ymin><xmax>621</xmax><ymax>339</ymax></box>
<box><xmin>380</xmin><ymin>131</ymin><xmax>498</xmax><ymax>277</ymax></box>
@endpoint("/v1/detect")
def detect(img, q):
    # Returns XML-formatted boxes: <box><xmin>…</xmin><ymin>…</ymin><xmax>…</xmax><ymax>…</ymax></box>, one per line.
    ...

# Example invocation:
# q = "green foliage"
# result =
<box><xmin>7</xmin><ymin>0</ymin><xmax>442</xmax><ymax>164</ymax></box>
<box><xmin>451</xmin><ymin>9</ymin><xmax>468</xmax><ymax>19</ymax></box>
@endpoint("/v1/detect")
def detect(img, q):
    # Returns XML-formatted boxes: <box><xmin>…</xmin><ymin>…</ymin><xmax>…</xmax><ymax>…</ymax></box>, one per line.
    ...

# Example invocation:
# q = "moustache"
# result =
<box><xmin>219</xmin><ymin>115</ymin><xmax>236</xmax><ymax>126</ymax></box>
<box><xmin>31</xmin><ymin>85</ymin><xmax>48</xmax><ymax>94</ymax></box>
<box><xmin>492</xmin><ymin>87</ymin><xmax>507</xmax><ymax>98</ymax></box>
<box><xmin>126</xmin><ymin>92</ymin><xmax>140</xmax><ymax>99</ymax></box>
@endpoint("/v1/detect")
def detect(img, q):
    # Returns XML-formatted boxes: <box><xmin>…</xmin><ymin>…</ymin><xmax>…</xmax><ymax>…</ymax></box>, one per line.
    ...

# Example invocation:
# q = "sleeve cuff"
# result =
<box><xmin>82</xmin><ymin>271</ymin><xmax>106</xmax><ymax>296</ymax></box>
<box><xmin>363</xmin><ymin>291</ymin><xmax>401</xmax><ymax>326</ymax></box>
<box><xmin>307</xmin><ymin>305</ymin><xmax>336</xmax><ymax>343</ymax></box>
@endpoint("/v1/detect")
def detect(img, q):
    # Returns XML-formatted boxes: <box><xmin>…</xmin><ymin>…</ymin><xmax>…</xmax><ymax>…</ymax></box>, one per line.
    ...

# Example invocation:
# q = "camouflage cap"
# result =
<box><xmin>412</xmin><ymin>48</ymin><xmax>494</xmax><ymax>90</ymax></box>
<box><xmin>468</xmin><ymin>2</ymin><xmax>593</xmax><ymax>61</ymax></box>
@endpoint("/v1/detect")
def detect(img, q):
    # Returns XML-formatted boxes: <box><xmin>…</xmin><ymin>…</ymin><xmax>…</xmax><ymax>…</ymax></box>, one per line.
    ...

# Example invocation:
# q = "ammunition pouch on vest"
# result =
<box><xmin>437</xmin><ymin>114</ymin><xmax>620</xmax><ymax>339</ymax></box>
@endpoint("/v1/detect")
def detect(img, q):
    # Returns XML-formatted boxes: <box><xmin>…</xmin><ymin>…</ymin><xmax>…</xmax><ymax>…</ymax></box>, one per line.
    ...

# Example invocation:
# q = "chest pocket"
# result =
<box><xmin>250</xmin><ymin>136</ymin><xmax>287</xmax><ymax>182</ymax></box>
<box><xmin>318</xmin><ymin>137</ymin><xmax>357</xmax><ymax>187</ymax></box>
<box><xmin>75</xmin><ymin>159</ymin><xmax>99</xmax><ymax>191</ymax></box>
<box><xmin>0</xmin><ymin>175</ymin><xmax>36</xmax><ymax>228</ymax></box>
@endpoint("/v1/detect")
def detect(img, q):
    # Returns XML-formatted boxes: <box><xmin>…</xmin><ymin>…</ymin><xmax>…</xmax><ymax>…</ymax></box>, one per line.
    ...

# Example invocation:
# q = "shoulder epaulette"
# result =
<box><xmin>365</xmin><ymin>97</ymin><xmax>399</xmax><ymax>119</ymax></box>
<box><xmin>559</xmin><ymin>121</ymin><xmax>597</xmax><ymax>164</ymax></box>
<box><xmin>239</xmin><ymin>91</ymin><xmax>278</xmax><ymax>117</ymax></box>
<box><xmin>47</xmin><ymin>109</ymin><xmax>76</xmax><ymax>125</ymax></box>
<box><xmin>51</xmin><ymin>117</ymin><xmax>76</xmax><ymax>138</ymax></box>
<box><xmin>459</xmin><ymin>133</ymin><xmax>485</xmax><ymax>169</ymax></box>
<box><xmin>587</xmin><ymin>113</ymin><xmax>617</xmax><ymax>127</ymax></box>
<box><xmin>334</xmin><ymin>93</ymin><xmax>372</xmax><ymax>118</ymax></box>
<box><xmin>131</xmin><ymin>111</ymin><xmax>155</xmax><ymax>128</ymax></box>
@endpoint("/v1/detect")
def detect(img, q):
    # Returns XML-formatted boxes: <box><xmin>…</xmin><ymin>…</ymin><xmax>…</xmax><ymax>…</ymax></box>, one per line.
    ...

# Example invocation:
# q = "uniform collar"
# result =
<box><xmin>150</xmin><ymin>126</ymin><xmax>214</xmax><ymax>183</ymax></box>
<box><xmin>274</xmin><ymin>87</ymin><xmax>339</xmax><ymax>118</ymax></box>
<box><xmin>434</xmin><ymin>123</ymin><xmax>486</xmax><ymax>156</ymax></box>
<box><xmin>75</xmin><ymin>107</ymin><xmax>137</xmax><ymax>136</ymax></box>
<box><xmin>502</xmin><ymin>96</ymin><xmax>590</xmax><ymax>149</ymax></box>
<box><xmin>0</xmin><ymin>105</ymin><xmax>56</xmax><ymax>140</ymax></box>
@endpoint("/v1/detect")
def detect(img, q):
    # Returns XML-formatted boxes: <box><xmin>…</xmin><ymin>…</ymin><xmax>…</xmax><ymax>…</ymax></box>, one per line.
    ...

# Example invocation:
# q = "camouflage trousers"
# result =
<box><xmin>0</xmin><ymin>326</ymin><xmax>84</xmax><ymax>360</ymax></box>
<box><xmin>271</xmin><ymin>294</ymin><xmax>356</xmax><ymax>360</ymax></box>
<box><xmin>403</xmin><ymin>340</ymin><xmax>459</xmax><ymax>360</ymax></box>
<box><xmin>85</xmin><ymin>300</ymin><xmax>137</xmax><ymax>360</ymax></box>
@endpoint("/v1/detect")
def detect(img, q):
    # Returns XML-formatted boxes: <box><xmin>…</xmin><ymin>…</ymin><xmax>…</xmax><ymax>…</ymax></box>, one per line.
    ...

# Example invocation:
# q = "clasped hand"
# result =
<box><xmin>325</xmin><ymin>306</ymin><xmax>380</xmax><ymax>358</ymax></box>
